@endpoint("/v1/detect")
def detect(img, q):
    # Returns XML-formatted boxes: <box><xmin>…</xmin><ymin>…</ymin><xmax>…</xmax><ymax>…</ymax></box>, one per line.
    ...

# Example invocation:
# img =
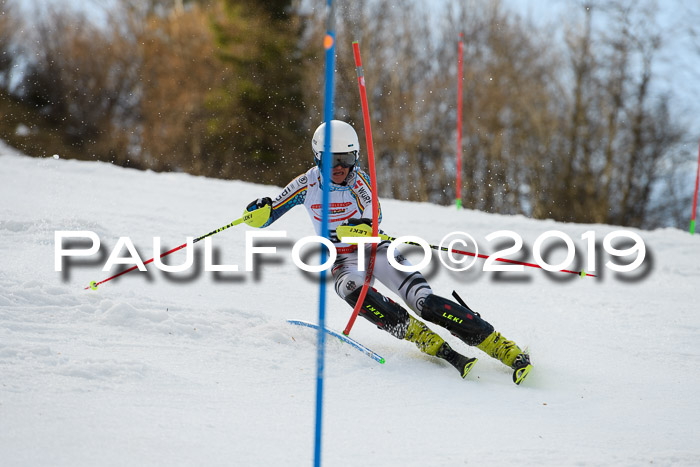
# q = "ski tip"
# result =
<box><xmin>462</xmin><ymin>358</ymin><xmax>477</xmax><ymax>379</ymax></box>
<box><xmin>513</xmin><ymin>364</ymin><xmax>533</xmax><ymax>385</ymax></box>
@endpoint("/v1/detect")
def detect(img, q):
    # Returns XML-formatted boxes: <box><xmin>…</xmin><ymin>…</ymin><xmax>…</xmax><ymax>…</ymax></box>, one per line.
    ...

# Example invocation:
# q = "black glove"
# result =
<box><xmin>246</xmin><ymin>197</ymin><xmax>272</xmax><ymax>212</ymax></box>
<box><xmin>343</xmin><ymin>217</ymin><xmax>373</xmax><ymax>228</ymax></box>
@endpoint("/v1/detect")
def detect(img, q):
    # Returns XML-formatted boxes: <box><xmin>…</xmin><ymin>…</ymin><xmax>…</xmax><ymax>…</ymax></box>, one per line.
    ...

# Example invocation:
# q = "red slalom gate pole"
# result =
<box><xmin>456</xmin><ymin>33</ymin><xmax>463</xmax><ymax>210</ymax></box>
<box><xmin>691</xmin><ymin>138</ymin><xmax>700</xmax><ymax>235</ymax></box>
<box><xmin>344</xmin><ymin>41</ymin><xmax>379</xmax><ymax>336</ymax></box>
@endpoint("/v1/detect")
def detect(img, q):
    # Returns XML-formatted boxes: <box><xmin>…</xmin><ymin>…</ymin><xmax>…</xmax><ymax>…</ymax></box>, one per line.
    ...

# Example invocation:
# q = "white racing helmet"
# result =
<box><xmin>311</xmin><ymin>120</ymin><xmax>360</xmax><ymax>170</ymax></box>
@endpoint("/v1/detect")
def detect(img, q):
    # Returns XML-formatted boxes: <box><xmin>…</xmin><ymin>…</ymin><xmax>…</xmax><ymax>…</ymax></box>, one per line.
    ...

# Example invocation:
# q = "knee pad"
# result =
<box><xmin>421</xmin><ymin>294</ymin><xmax>494</xmax><ymax>346</ymax></box>
<box><xmin>345</xmin><ymin>287</ymin><xmax>410</xmax><ymax>339</ymax></box>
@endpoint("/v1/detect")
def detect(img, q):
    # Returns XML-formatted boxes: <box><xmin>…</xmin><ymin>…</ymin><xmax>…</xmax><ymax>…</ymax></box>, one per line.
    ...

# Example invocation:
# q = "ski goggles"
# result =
<box><xmin>317</xmin><ymin>151</ymin><xmax>357</xmax><ymax>169</ymax></box>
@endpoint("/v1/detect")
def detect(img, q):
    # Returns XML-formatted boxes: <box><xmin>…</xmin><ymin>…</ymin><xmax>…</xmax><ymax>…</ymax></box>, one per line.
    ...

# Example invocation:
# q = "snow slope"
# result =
<box><xmin>1</xmin><ymin>141</ymin><xmax>699</xmax><ymax>466</ymax></box>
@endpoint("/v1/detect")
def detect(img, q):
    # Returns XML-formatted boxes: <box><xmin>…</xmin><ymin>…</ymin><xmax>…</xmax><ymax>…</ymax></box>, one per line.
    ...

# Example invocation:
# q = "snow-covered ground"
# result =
<box><xmin>1</xmin><ymin>141</ymin><xmax>699</xmax><ymax>466</ymax></box>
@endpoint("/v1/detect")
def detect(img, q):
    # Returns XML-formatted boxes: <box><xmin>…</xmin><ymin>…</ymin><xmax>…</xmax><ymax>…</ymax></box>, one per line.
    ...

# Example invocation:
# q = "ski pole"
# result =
<box><xmin>84</xmin><ymin>205</ymin><xmax>271</xmax><ymax>290</ymax></box>
<box><xmin>337</xmin><ymin>224</ymin><xmax>596</xmax><ymax>278</ymax></box>
<box><xmin>344</xmin><ymin>40</ymin><xmax>379</xmax><ymax>337</ymax></box>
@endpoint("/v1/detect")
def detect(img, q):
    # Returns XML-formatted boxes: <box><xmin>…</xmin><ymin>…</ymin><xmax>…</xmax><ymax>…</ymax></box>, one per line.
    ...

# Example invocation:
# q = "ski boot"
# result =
<box><xmin>421</xmin><ymin>293</ymin><xmax>532</xmax><ymax>384</ymax></box>
<box><xmin>477</xmin><ymin>331</ymin><xmax>532</xmax><ymax>385</ymax></box>
<box><xmin>405</xmin><ymin>315</ymin><xmax>477</xmax><ymax>379</ymax></box>
<box><xmin>345</xmin><ymin>288</ymin><xmax>477</xmax><ymax>379</ymax></box>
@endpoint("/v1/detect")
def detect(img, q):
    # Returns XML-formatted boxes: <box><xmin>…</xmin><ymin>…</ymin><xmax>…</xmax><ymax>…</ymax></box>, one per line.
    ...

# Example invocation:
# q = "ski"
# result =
<box><xmin>287</xmin><ymin>319</ymin><xmax>386</xmax><ymax>364</ymax></box>
<box><xmin>287</xmin><ymin>319</ymin><xmax>534</xmax><ymax>383</ymax></box>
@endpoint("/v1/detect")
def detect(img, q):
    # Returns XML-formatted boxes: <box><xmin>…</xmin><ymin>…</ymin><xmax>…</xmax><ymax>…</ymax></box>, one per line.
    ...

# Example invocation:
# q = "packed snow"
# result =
<box><xmin>1</xmin><ymin>140</ymin><xmax>699</xmax><ymax>466</ymax></box>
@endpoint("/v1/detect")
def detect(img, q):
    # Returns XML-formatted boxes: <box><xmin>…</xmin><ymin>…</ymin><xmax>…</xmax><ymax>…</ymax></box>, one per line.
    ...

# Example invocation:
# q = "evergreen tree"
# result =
<box><xmin>207</xmin><ymin>0</ymin><xmax>308</xmax><ymax>184</ymax></box>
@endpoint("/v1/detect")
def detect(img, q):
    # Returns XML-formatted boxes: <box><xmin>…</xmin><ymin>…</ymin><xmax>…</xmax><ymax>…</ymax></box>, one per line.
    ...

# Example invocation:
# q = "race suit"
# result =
<box><xmin>261</xmin><ymin>166</ymin><xmax>433</xmax><ymax>314</ymax></box>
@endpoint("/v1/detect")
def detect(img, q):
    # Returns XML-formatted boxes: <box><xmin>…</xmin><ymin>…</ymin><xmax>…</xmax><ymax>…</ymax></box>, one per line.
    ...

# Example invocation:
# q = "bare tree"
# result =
<box><xmin>136</xmin><ymin>3</ymin><xmax>224</xmax><ymax>174</ymax></box>
<box><xmin>555</xmin><ymin>0</ymin><xmax>686</xmax><ymax>227</ymax></box>
<box><xmin>1</xmin><ymin>0</ymin><xmax>692</xmax><ymax>229</ymax></box>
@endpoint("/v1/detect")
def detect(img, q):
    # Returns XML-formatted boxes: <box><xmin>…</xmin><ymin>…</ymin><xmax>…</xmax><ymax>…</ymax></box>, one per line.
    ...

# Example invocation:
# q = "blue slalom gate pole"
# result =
<box><xmin>315</xmin><ymin>1</ymin><xmax>336</xmax><ymax>466</ymax></box>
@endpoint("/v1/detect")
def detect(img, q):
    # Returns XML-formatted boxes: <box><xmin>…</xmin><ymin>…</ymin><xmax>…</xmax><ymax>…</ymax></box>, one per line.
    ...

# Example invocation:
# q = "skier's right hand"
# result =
<box><xmin>343</xmin><ymin>217</ymin><xmax>373</xmax><ymax>228</ymax></box>
<box><xmin>246</xmin><ymin>197</ymin><xmax>272</xmax><ymax>212</ymax></box>
<box><xmin>243</xmin><ymin>197</ymin><xmax>273</xmax><ymax>228</ymax></box>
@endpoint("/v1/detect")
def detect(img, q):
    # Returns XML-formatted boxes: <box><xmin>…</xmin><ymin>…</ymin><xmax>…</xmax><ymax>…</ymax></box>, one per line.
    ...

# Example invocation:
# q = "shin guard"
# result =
<box><xmin>421</xmin><ymin>294</ymin><xmax>494</xmax><ymax>346</ymax></box>
<box><xmin>345</xmin><ymin>288</ymin><xmax>410</xmax><ymax>340</ymax></box>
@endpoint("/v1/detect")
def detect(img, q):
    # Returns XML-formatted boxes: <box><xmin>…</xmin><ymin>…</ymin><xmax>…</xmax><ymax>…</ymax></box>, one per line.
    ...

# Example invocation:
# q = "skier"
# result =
<box><xmin>243</xmin><ymin>120</ymin><xmax>532</xmax><ymax>384</ymax></box>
